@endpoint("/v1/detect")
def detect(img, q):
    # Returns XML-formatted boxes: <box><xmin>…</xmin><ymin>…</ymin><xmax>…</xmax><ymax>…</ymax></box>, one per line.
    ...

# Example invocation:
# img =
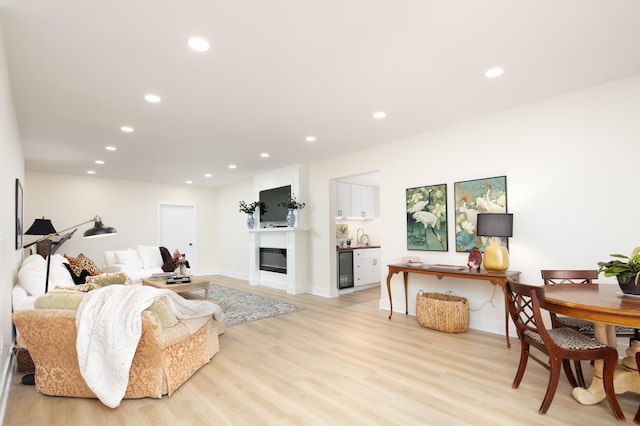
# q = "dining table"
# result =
<box><xmin>541</xmin><ymin>283</ymin><xmax>640</xmax><ymax>415</ymax></box>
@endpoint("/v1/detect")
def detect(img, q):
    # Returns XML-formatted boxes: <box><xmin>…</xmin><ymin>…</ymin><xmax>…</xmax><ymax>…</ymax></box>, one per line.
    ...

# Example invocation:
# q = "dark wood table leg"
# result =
<box><xmin>386</xmin><ymin>270</ymin><xmax>395</xmax><ymax>319</ymax></box>
<box><xmin>403</xmin><ymin>271</ymin><xmax>409</xmax><ymax>315</ymax></box>
<box><xmin>502</xmin><ymin>284</ymin><xmax>511</xmax><ymax>348</ymax></box>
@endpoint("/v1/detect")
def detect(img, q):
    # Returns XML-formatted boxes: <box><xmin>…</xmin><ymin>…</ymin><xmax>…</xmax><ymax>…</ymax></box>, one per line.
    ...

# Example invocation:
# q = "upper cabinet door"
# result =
<box><xmin>351</xmin><ymin>184</ymin><xmax>376</xmax><ymax>219</ymax></box>
<box><xmin>336</xmin><ymin>182</ymin><xmax>352</xmax><ymax>218</ymax></box>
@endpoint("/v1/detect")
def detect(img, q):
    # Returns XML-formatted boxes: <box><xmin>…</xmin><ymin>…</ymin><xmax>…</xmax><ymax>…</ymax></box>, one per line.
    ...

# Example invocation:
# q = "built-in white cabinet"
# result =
<box><xmin>336</xmin><ymin>182</ymin><xmax>352</xmax><ymax>218</ymax></box>
<box><xmin>351</xmin><ymin>184</ymin><xmax>375</xmax><ymax>219</ymax></box>
<box><xmin>353</xmin><ymin>248</ymin><xmax>381</xmax><ymax>286</ymax></box>
<box><xmin>336</xmin><ymin>182</ymin><xmax>376</xmax><ymax>219</ymax></box>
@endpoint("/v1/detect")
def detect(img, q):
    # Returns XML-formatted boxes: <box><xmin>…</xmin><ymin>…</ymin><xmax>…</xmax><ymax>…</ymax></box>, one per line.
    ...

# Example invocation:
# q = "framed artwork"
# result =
<box><xmin>406</xmin><ymin>184</ymin><xmax>447</xmax><ymax>251</ymax></box>
<box><xmin>336</xmin><ymin>224</ymin><xmax>348</xmax><ymax>239</ymax></box>
<box><xmin>454</xmin><ymin>175</ymin><xmax>507</xmax><ymax>252</ymax></box>
<box><xmin>15</xmin><ymin>178</ymin><xmax>23</xmax><ymax>249</ymax></box>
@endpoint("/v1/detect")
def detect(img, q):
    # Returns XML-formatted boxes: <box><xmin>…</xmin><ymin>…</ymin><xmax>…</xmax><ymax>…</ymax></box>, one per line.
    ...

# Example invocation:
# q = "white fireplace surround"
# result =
<box><xmin>249</xmin><ymin>228</ymin><xmax>309</xmax><ymax>294</ymax></box>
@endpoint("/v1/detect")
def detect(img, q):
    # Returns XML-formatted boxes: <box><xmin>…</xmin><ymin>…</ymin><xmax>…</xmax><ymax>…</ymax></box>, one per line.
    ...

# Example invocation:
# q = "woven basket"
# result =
<box><xmin>416</xmin><ymin>291</ymin><xmax>470</xmax><ymax>333</ymax></box>
<box><xmin>16</xmin><ymin>348</ymin><xmax>35</xmax><ymax>373</ymax></box>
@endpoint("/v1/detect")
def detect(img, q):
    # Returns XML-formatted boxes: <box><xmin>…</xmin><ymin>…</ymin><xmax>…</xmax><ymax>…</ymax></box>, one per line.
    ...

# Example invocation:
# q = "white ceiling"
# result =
<box><xmin>2</xmin><ymin>1</ymin><xmax>640</xmax><ymax>188</ymax></box>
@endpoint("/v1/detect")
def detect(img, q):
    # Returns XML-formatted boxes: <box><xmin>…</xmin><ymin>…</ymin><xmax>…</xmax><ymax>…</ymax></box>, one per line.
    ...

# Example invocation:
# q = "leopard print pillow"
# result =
<box><xmin>64</xmin><ymin>253</ymin><xmax>103</xmax><ymax>276</ymax></box>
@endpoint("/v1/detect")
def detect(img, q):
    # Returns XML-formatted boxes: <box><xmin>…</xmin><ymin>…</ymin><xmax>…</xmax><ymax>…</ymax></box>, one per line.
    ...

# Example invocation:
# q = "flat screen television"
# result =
<box><xmin>259</xmin><ymin>185</ymin><xmax>291</xmax><ymax>224</ymax></box>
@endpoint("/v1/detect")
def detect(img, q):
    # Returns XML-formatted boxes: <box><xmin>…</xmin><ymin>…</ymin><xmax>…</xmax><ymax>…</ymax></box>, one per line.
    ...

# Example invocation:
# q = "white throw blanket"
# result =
<box><xmin>75</xmin><ymin>285</ymin><xmax>224</xmax><ymax>408</ymax></box>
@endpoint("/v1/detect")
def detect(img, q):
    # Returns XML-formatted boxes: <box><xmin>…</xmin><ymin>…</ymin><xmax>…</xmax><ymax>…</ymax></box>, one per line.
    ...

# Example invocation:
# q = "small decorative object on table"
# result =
<box><xmin>167</xmin><ymin>276</ymin><xmax>191</xmax><ymax>284</ymax></box>
<box><xmin>238</xmin><ymin>200</ymin><xmax>263</xmax><ymax>229</ymax></box>
<box><xmin>279</xmin><ymin>193</ymin><xmax>305</xmax><ymax>227</ymax></box>
<box><xmin>598</xmin><ymin>247</ymin><xmax>640</xmax><ymax>295</ymax></box>
<box><xmin>172</xmin><ymin>249</ymin><xmax>189</xmax><ymax>276</ymax></box>
<box><xmin>467</xmin><ymin>248</ymin><xmax>482</xmax><ymax>271</ymax></box>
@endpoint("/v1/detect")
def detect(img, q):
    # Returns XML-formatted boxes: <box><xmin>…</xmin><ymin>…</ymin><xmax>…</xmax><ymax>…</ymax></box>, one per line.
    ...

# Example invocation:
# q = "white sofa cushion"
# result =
<box><xmin>114</xmin><ymin>249</ymin><xmax>144</xmax><ymax>270</ymax></box>
<box><xmin>104</xmin><ymin>250</ymin><xmax>118</xmax><ymax>267</ymax></box>
<box><xmin>18</xmin><ymin>254</ymin><xmax>75</xmax><ymax>297</ymax></box>
<box><xmin>137</xmin><ymin>245</ymin><xmax>163</xmax><ymax>269</ymax></box>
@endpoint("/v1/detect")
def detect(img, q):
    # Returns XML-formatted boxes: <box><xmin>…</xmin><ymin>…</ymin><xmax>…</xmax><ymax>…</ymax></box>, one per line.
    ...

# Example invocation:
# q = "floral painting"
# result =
<box><xmin>454</xmin><ymin>176</ymin><xmax>507</xmax><ymax>252</ymax></box>
<box><xmin>406</xmin><ymin>184</ymin><xmax>447</xmax><ymax>251</ymax></box>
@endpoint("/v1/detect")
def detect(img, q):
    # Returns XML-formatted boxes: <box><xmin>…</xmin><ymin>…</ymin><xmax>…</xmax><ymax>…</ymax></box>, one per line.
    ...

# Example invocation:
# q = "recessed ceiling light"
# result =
<box><xmin>186</xmin><ymin>180</ymin><xmax>193</xmax><ymax>185</ymax></box>
<box><xmin>228</xmin><ymin>164</ymin><xmax>237</xmax><ymax>169</ymax></box>
<box><xmin>95</xmin><ymin>160</ymin><xmax>104</xmax><ymax>165</ymax></box>
<box><xmin>144</xmin><ymin>94</ymin><xmax>161</xmax><ymax>103</ymax></box>
<box><xmin>188</xmin><ymin>37</ymin><xmax>210</xmax><ymax>52</ymax></box>
<box><xmin>105</xmin><ymin>146</ymin><xmax>117</xmax><ymax>151</ymax></box>
<box><xmin>204</xmin><ymin>173</ymin><xmax>212</xmax><ymax>178</ymax></box>
<box><xmin>373</xmin><ymin>111</ymin><xmax>386</xmax><ymax>119</ymax></box>
<box><xmin>87</xmin><ymin>170</ymin><xmax>96</xmax><ymax>175</ymax></box>
<box><xmin>305</xmin><ymin>136</ymin><xmax>316</xmax><ymax>142</ymax></box>
<box><xmin>485</xmin><ymin>67</ymin><xmax>504</xmax><ymax>78</ymax></box>
<box><xmin>120</xmin><ymin>126</ymin><xmax>134</xmax><ymax>133</ymax></box>
<box><xmin>260</xmin><ymin>153</ymin><xmax>270</xmax><ymax>158</ymax></box>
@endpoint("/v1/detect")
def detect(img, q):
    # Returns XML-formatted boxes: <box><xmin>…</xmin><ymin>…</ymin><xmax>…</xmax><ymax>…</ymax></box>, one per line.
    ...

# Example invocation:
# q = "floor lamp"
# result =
<box><xmin>19</xmin><ymin>216</ymin><xmax>117</xmax><ymax>386</ymax></box>
<box><xmin>24</xmin><ymin>215</ymin><xmax>117</xmax><ymax>293</ymax></box>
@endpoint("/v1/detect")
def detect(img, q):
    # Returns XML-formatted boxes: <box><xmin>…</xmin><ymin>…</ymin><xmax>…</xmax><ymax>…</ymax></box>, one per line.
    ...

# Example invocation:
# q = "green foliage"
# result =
<box><xmin>597</xmin><ymin>247</ymin><xmax>640</xmax><ymax>285</ymax></box>
<box><xmin>279</xmin><ymin>194</ymin><xmax>306</xmax><ymax>210</ymax></box>
<box><xmin>238</xmin><ymin>201</ymin><xmax>262</xmax><ymax>214</ymax></box>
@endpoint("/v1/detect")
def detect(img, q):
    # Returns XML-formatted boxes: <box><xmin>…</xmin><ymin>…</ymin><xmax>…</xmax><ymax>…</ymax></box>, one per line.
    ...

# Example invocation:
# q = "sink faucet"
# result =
<box><xmin>356</xmin><ymin>228</ymin><xmax>365</xmax><ymax>245</ymax></box>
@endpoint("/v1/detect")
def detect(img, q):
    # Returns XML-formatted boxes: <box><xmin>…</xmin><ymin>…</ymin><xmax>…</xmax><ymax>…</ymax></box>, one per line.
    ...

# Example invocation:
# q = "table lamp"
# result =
<box><xmin>24</xmin><ymin>217</ymin><xmax>57</xmax><ymax>257</ymax></box>
<box><xmin>476</xmin><ymin>213</ymin><xmax>513</xmax><ymax>272</ymax></box>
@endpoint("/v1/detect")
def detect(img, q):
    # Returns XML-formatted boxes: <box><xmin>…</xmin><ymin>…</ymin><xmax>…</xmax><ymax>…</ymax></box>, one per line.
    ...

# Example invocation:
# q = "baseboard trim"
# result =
<box><xmin>0</xmin><ymin>349</ymin><xmax>17</xmax><ymax>425</ymax></box>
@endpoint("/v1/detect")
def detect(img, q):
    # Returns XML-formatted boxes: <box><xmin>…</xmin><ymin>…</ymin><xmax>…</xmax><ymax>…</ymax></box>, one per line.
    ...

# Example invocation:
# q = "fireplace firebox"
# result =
<box><xmin>259</xmin><ymin>248</ymin><xmax>287</xmax><ymax>274</ymax></box>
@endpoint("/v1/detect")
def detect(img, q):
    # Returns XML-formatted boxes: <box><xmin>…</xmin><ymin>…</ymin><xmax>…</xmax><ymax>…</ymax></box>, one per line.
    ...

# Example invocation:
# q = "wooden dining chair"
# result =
<box><xmin>635</xmin><ymin>351</ymin><xmax>640</xmax><ymax>424</ymax></box>
<box><xmin>542</xmin><ymin>269</ymin><xmax>639</xmax><ymax>387</ymax></box>
<box><xmin>505</xmin><ymin>279</ymin><xmax>624</xmax><ymax>419</ymax></box>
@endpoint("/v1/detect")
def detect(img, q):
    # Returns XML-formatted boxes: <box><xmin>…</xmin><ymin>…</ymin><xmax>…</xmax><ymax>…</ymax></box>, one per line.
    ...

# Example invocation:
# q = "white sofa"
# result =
<box><xmin>12</xmin><ymin>253</ymin><xmax>77</xmax><ymax>311</ymax></box>
<box><xmin>101</xmin><ymin>245</ymin><xmax>168</xmax><ymax>284</ymax></box>
<box><xmin>13</xmin><ymin>245</ymin><xmax>173</xmax><ymax>312</ymax></box>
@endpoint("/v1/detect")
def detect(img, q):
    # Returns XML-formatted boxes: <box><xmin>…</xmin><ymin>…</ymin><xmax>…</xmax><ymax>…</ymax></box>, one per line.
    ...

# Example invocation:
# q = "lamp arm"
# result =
<box><xmin>32</xmin><ymin>216</ymin><xmax>100</xmax><ymax>244</ymax></box>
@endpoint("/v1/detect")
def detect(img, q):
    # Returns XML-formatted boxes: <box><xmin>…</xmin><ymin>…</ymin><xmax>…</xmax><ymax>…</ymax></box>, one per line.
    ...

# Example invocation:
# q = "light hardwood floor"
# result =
<box><xmin>4</xmin><ymin>275</ymin><xmax>638</xmax><ymax>425</ymax></box>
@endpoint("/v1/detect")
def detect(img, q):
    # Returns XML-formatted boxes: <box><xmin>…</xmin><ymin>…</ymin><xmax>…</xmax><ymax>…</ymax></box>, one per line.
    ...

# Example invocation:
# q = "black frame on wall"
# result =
<box><xmin>15</xmin><ymin>178</ymin><xmax>23</xmax><ymax>249</ymax></box>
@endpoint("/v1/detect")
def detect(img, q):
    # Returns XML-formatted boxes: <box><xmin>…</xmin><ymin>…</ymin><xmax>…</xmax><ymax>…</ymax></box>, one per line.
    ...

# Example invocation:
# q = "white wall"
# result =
<box><xmin>215</xmin><ymin>179</ymin><xmax>254</xmax><ymax>279</ymax></box>
<box><xmin>13</xmin><ymin>72</ymin><xmax>640</xmax><ymax>338</ymax></box>
<box><xmin>24</xmin><ymin>172</ymin><xmax>220</xmax><ymax>274</ymax></box>
<box><xmin>305</xmin><ymin>73</ymin><xmax>640</xmax><ymax>334</ymax></box>
<box><xmin>0</xmin><ymin>23</ymin><xmax>24</xmax><ymax>410</ymax></box>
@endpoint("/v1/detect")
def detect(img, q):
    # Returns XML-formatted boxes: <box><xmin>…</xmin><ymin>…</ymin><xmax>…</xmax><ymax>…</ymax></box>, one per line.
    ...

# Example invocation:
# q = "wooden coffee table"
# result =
<box><xmin>142</xmin><ymin>276</ymin><xmax>210</xmax><ymax>299</ymax></box>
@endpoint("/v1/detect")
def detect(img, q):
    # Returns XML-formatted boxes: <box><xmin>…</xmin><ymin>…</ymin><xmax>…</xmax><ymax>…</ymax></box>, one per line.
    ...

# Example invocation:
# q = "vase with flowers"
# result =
<box><xmin>279</xmin><ymin>194</ymin><xmax>306</xmax><ymax>227</ymax></box>
<box><xmin>172</xmin><ymin>249</ymin><xmax>189</xmax><ymax>276</ymax></box>
<box><xmin>238</xmin><ymin>201</ymin><xmax>263</xmax><ymax>229</ymax></box>
<box><xmin>597</xmin><ymin>247</ymin><xmax>640</xmax><ymax>295</ymax></box>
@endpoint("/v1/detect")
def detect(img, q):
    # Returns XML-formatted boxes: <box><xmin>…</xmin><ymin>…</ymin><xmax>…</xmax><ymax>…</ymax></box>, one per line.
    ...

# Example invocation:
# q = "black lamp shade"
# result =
<box><xmin>476</xmin><ymin>213</ymin><xmax>513</xmax><ymax>237</ymax></box>
<box><xmin>83</xmin><ymin>220</ymin><xmax>117</xmax><ymax>238</ymax></box>
<box><xmin>25</xmin><ymin>218</ymin><xmax>57</xmax><ymax>235</ymax></box>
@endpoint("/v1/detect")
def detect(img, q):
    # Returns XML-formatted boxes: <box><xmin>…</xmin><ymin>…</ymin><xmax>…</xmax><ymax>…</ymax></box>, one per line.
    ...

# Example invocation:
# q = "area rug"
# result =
<box><xmin>188</xmin><ymin>284</ymin><xmax>302</xmax><ymax>327</ymax></box>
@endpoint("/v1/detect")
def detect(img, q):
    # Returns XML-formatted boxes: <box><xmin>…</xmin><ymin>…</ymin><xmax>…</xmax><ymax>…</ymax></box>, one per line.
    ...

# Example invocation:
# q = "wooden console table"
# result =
<box><xmin>386</xmin><ymin>264</ymin><xmax>520</xmax><ymax>347</ymax></box>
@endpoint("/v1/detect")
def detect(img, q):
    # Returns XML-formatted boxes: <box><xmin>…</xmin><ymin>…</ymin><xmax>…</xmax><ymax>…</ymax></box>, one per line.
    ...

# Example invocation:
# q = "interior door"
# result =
<box><xmin>158</xmin><ymin>204</ymin><xmax>197</xmax><ymax>272</ymax></box>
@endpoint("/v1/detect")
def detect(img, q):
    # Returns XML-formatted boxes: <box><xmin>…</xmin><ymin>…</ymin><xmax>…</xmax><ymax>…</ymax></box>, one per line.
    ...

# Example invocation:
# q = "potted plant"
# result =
<box><xmin>239</xmin><ymin>201</ymin><xmax>263</xmax><ymax>229</ymax></box>
<box><xmin>597</xmin><ymin>247</ymin><xmax>640</xmax><ymax>294</ymax></box>
<box><xmin>278</xmin><ymin>194</ymin><xmax>305</xmax><ymax>227</ymax></box>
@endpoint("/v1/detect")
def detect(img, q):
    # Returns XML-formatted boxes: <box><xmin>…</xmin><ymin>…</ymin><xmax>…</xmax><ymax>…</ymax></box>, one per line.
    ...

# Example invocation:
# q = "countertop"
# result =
<box><xmin>336</xmin><ymin>245</ymin><xmax>381</xmax><ymax>251</ymax></box>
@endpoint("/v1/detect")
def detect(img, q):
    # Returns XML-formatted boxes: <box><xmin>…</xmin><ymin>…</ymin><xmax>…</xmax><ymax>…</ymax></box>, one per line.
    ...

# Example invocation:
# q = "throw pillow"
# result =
<box><xmin>114</xmin><ymin>249</ymin><xmax>144</xmax><ymax>270</ymax></box>
<box><xmin>63</xmin><ymin>263</ymin><xmax>92</xmax><ymax>284</ymax></box>
<box><xmin>19</xmin><ymin>254</ymin><xmax>78</xmax><ymax>296</ymax></box>
<box><xmin>64</xmin><ymin>253</ymin><xmax>103</xmax><ymax>276</ymax></box>
<box><xmin>85</xmin><ymin>272</ymin><xmax>132</xmax><ymax>287</ymax></box>
<box><xmin>146</xmin><ymin>297</ymin><xmax>178</xmax><ymax>328</ymax></box>
<box><xmin>137</xmin><ymin>245</ymin><xmax>163</xmax><ymax>269</ymax></box>
<box><xmin>34</xmin><ymin>291</ymin><xmax>86</xmax><ymax>310</ymax></box>
<box><xmin>103</xmin><ymin>250</ymin><xmax>118</xmax><ymax>266</ymax></box>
